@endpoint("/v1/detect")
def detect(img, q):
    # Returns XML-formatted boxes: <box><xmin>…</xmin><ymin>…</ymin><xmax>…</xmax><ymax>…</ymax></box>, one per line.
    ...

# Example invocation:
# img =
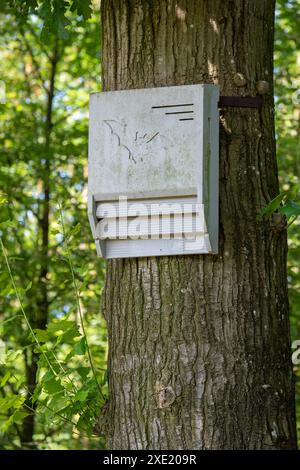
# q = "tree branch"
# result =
<box><xmin>19</xmin><ymin>27</ymin><xmax>49</xmax><ymax>95</ymax></box>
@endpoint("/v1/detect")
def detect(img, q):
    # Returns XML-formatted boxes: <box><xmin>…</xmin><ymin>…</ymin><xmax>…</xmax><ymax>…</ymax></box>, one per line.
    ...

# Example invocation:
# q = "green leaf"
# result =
<box><xmin>18</xmin><ymin>281</ymin><xmax>33</xmax><ymax>295</ymax></box>
<box><xmin>0</xmin><ymin>219</ymin><xmax>16</xmax><ymax>229</ymax></box>
<box><xmin>101</xmin><ymin>369</ymin><xmax>108</xmax><ymax>387</ymax></box>
<box><xmin>0</xmin><ymin>395</ymin><xmax>25</xmax><ymax>412</ymax></box>
<box><xmin>43</xmin><ymin>377</ymin><xmax>64</xmax><ymax>394</ymax></box>
<box><xmin>65</xmin><ymin>349</ymin><xmax>75</xmax><ymax>361</ymax></box>
<box><xmin>24</xmin><ymin>281</ymin><xmax>32</xmax><ymax>292</ymax></box>
<box><xmin>47</xmin><ymin>394</ymin><xmax>69</xmax><ymax>412</ymax></box>
<box><xmin>66</xmin><ymin>222</ymin><xmax>81</xmax><ymax>240</ymax></box>
<box><xmin>76</xmin><ymin>411</ymin><xmax>93</xmax><ymax>433</ymax></box>
<box><xmin>39</xmin><ymin>1</ymin><xmax>51</xmax><ymax>19</ymax></box>
<box><xmin>74</xmin><ymin>337</ymin><xmax>87</xmax><ymax>355</ymax></box>
<box><xmin>12</xmin><ymin>409</ymin><xmax>31</xmax><ymax>423</ymax></box>
<box><xmin>59</xmin><ymin>326</ymin><xmax>81</xmax><ymax>343</ymax></box>
<box><xmin>47</xmin><ymin>320</ymin><xmax>77</xmax><ymax>335</ymax></box>
<box><xmin>76</xmin><ymin>367</ymin><xmax>90</xmax><ymax>381</ymax></box>
<box><xmin>39</xmin><ymin>2</ymin><xmax>53</xmax><ymax>41</ymax></box>
<box><xmin>0</xmin><ymin>414</ymin><xmax>14</xmax><ymax>433</ymax></box>
<box><xmin>33</xmin><ymin>329</ymin><xmax>49</xmax><ymax>343</ymax></box>
<box><xmin>0</xmin><ymin>193</ymin><xmax>8</xmax><ymax>205</ymax></box>
<box><xmin>0</xmin><ymin>284</ymin><xmax>14</xmax><ymax>297</ymax></box>
<box><xmin>6</xmin><ymin>349</ymin><xmax>23</xmax><ymax>362</ymax></box>
<box><xmin>74</xmin><ymin>389</ymin><xmax>89</xmax><ymax>402</ymax></box>
<box><xmin>280</xmin><ymin>199</ymin><xmax>300</xmax><ymax>219</ymax></box>
<box><xmin>32</xmin><ymin>383</ymin><xmax>42</xmax><ymax>405</ymax></box>
<box><xmin>258</xmin><ymin>192</ymin><xmax>287</xmax><ymax>220</ymax></box>
<box><xmin>0</xmin><ymin>407</ymin><xmax>29</xmax><ymax>432</ymax></box>
<box><xmin>70</xmin><ymin>0</ymin><xmax>92</xmax><ymax>20</ymax></box>
<box><xmin>42</xmin><ymin>369</ymin><xmax>56</xmax><ymax>382</ymax></box>
<box><xmin>0</xmin><ymin>371</ymin><xmax>11</xmax><ymax>387</ymax></box>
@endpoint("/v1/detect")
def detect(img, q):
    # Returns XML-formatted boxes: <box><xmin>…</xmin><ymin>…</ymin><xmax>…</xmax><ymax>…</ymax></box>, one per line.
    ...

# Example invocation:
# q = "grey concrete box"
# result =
<box><xmin>88</xmin><ymin>84</ymin><xmax>219</xmax><ymax>258</ymax></box>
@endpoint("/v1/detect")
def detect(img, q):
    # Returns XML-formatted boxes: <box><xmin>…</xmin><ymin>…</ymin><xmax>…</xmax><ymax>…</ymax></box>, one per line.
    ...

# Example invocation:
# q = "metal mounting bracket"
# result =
<box><xmin>219</xmin><ymin>96</ymin><xmax>262</xmax><ymax>109</ymax></box>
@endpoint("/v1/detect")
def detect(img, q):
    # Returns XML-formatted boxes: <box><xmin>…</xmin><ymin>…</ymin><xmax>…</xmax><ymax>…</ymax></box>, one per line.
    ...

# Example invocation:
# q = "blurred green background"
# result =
<box><xmin>0</xmin><ymin>0</ymin><xmax>299</xmax><ymax>449</ymax></box>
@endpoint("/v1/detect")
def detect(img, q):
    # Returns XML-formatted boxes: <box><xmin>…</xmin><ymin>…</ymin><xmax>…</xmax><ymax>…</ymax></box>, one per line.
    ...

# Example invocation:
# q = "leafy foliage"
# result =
<box><xmin>2</xmin><ymin>0</ymin><xmax>94</xmax><ymax>40</ymax></box>
<box><xmin>259</xmin><ymin>189</ymin><xmax>300</xmax><ymax>223</ymax></box>
<box><xmin>0</xmin><ymin>6</ymin><xmax>106</xmax><ymax>449</ymax></box>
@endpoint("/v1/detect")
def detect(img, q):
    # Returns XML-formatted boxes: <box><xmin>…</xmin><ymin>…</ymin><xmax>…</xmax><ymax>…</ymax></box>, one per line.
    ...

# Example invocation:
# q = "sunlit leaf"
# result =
<box><xmin>43</xmin><ymin>377</ymin><xmax>64</xmax><ymax>394</ymax></box>
<box><xmin>280</xmin><ymin>200</ymin><xmax>300</xmax><ymax>220</ymax></box>
<box><xmin>73</xmin><ymin>337</ymin><xmax>87</xmax><ymax>355</ymax></box>
<box><xmin>258</xmin><ymin>192</ymin><xmax>287</xmax><ymax>219</ymax></box>
<box><xmin>0</xmin><ymin>371</ymin><xmax>11</xmax><ymax>387</ymax></box>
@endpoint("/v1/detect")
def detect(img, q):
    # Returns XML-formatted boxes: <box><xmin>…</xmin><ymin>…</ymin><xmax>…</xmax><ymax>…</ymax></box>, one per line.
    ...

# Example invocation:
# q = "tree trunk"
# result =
<box><xmin>101</xmin><ymin>0</ymin><xmax>297</xmax><ymax>450</ymax></box>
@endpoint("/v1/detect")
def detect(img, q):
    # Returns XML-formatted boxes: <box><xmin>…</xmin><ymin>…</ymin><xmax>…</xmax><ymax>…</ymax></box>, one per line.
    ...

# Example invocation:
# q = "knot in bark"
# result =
<box><xmin>155</xmin><ymin>384</ymin><xmax>176</xmax><ymax>409</ymax></box>
<box><xmin>269</xmin><ymin>212</ymin><xmax>286</xmax><ymax>234</ymax></box>
<box><xmin>256</xmin><ymin>80</ymin><xmax>270</xmax><ymax>95</ymax></box>
<box><xmin>233</xmin><ymin>72</ymin><xmax>247</xmax><ymax>87</ymax></box>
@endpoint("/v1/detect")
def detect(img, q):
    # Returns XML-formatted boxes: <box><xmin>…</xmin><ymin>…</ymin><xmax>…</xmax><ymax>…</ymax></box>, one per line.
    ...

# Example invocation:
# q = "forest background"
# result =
<box><xmin>0</xmin><ymin>0</ymin><xmax>299</xmax><ymax>449</ymax></box>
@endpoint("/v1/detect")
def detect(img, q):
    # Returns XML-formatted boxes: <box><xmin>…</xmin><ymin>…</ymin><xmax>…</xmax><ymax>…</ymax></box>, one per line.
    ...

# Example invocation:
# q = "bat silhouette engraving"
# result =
<box><xmin>103</xmin><ymin>119</ymin><xmax>163</xmax><ymax>164</ymax></box>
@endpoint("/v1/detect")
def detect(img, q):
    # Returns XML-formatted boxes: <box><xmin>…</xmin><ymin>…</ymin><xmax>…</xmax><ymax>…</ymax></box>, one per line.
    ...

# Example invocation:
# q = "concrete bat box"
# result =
<box><xmin>88</xmin><ymin>84</ymin><xmax>219</xmax><ymax>259</ymax></box>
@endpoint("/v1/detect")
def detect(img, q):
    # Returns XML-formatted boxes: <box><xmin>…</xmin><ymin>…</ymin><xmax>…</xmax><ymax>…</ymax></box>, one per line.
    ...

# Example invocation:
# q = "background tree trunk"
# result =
<box><xmin>101</xmin><ymin>0</ymin><xmax>297</xmax><ymax>449</ymax></box>
<box><xmin>20</xmin><ymin>40</ymin><xmax>58</xmax><ymax>449</ymax></box>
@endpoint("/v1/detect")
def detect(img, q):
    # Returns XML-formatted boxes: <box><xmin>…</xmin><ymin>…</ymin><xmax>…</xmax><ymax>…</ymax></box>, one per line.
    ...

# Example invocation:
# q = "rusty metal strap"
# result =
<box><xmin>218</xmin><ymin>96</ymin><xmax>262</xmax><ymax>109</ymax></box>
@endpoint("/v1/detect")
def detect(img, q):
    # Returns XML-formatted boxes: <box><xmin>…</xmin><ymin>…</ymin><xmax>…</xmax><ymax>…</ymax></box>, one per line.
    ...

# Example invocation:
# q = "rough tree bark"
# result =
<box><xmin>101</xmin><ymin>0</ymin><xmax>297</xmax><ymax>449</ymax></box>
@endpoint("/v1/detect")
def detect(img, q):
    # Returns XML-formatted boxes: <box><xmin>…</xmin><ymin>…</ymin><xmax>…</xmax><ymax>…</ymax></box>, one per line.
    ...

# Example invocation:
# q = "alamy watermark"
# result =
<box><xmin>292</xmin><ymin>89</ymin><xmax>300</xmax><ymax>106</ymax></box>
<box><xmin>97</xmin><ymin>196</ymin><xmax>207</xmax><ymax>250</ymax></box>
<box><xmin>292</xmin><ymin>340</ymin><xmax>300</xmax><ymax>365</ymax></box>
